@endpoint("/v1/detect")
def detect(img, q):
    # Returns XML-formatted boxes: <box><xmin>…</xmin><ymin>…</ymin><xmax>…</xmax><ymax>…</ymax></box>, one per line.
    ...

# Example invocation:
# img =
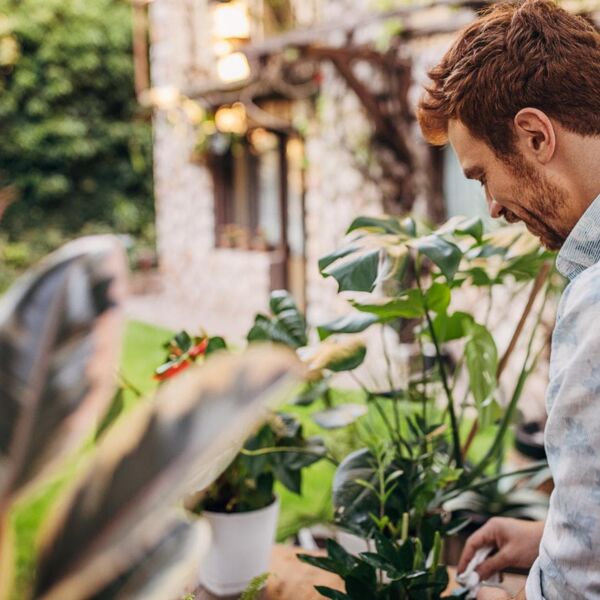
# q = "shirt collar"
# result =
<box><xmin>556</xmin><ymin>193</ymin><xmax>600</xmax><ymax>281</ymax></box>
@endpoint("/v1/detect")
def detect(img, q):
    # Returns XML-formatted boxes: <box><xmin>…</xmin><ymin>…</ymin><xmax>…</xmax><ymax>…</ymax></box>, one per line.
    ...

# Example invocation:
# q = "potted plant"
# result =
<box><xmin>295</xmin><ymin>215</ymin><xmax>555</xmax><ymax>599</ymax></box>
<box><xmin>187</xmin><ymin>412</ymin><xmax>327</xmax><ymax>596</ymax></box>
<box><xmin>154</xmin><ymin>326</ymin><xmax>329</xmax><ymax>596</ymax></box>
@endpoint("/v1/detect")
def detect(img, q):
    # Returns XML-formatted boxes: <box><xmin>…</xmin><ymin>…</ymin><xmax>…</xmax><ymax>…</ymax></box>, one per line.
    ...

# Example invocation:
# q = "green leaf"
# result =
<box><xmin>350</xmin><ymin>289</ymin><xmax>425</xmax><ymax>320</ymax></box>
<box><xmin>308</xmin><ymin>339</ymin><xmax>367</xmax><ymax>374</ymax></box>
<box><xmin>428</xmin><ymin>311</ymin><xmax>473</xmax><ymax>343</ymax></box>
<box><xmin>424</xmin><ymin>282</ymin><xmax>451</xmax><ymax>314</ymax></box>
<box><xmin>346</xmin><ymin>215</ymin><xmax>407</xmax><ymax>235</ymax></box>
<box><xmin>0</xmin><ymin>236</ymin><xmax>127</xmax><ymax>503</ymax></box>
<box><xmin>247</xmin><ymin>291</ymin><xmax>307</xmax><ymax>349</ymax></box>
<box><xmin>345</xmin><ymin>562</ymin><xmax>377</xmax><ymax>598</ymax></box>
<box><xmin>314</xmin><ymin>586</ymin><xmax>350</xmax><ymax>600</ymax></box>
<box><xmin>317</xmin><ymin>312</ymin><xmax>380</xmax><ymax>340</ymax></box>
<box><xmin>437</xmin><ymin>216</ymin><xmax>484</xmax><ymax>242</ymax></box>
<box><xmin>465</xmin><ymin>322</ymin><xmax>498</xmax><ymax>413</ymax></box>
<box><xmin>298</xmin><ymin>555</ymin><xmax>344</xmax><ymax>576</ymax></box>
<box><xmin>323</xmin><ymin>248</ymin><xmax>380</xmax><ymax>292</ymax></box>
<box><xmin>318</xmin><ymin>244</ymin><xmax>360</xmax><ymax>272</ymax></box>
<box><xmin>456</xmin><ymin>216</ymin><xmax>484</xmax><ymax>241</ymax></box>
<box><xmin>268</xmin><ymin>290</ymin><xmax>308</xmax><ymax>346</ymax></box>
<box><xmin>240</xmin><ymin>573</ymin><xmax>270</xmax><ymax>600</ymax></box>
<box><xmin>206</xmin><ymin>336</ymin><xmax>227</xmax><ymax>355</ymax></box>
<box><xmin>273</xmin><ymin>464</ymin><xmax>302</xmax><ymax>494</ymax></box>
<box><xmin>412</xmin><ymin>235</ymin><xmax>463</xmax><ymax>281</ymax></box>
<box><xmin>293</xmin><ymin>378</ymin><xmax>329</xmax><ymax>406</ymax></box>
<box><xmin>172</xmin><ymin>330</ymin><xmax>192</xmax><ymax>352</ymax></box>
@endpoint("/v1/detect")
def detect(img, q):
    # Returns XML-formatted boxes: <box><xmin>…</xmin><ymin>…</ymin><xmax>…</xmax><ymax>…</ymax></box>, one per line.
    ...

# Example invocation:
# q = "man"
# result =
<box><xmin>418</xmin><ymin>1</ymin><xmax>600</xmax><ymax>598</ymax></box>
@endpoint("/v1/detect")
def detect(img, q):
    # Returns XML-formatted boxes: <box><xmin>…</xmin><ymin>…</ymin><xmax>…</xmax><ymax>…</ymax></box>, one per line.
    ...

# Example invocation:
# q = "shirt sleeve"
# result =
<box><xmin>527</xmin><ymin>268</ymin><xmax>600</xmax><ymax>599</ymax></box>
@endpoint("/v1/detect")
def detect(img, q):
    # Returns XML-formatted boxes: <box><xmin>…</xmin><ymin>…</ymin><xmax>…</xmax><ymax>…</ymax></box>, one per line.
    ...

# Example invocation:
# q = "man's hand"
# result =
<box><xmin>458</xmin><ymin>517</ymin><xmax>544</xmax><ymax>580</ymax></box>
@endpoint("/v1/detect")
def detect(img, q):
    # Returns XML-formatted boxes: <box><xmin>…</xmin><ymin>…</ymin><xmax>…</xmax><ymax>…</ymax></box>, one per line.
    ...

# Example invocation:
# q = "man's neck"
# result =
<box><xmin>560</xmin><ymin>132</ymin><xmax>600</xmax><ymax>219</ymax></box>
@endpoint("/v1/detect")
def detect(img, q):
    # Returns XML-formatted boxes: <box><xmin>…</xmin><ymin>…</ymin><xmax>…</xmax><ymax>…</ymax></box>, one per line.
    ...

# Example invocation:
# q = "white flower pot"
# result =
<box><xmin>200</xmin><ymin>497</ymin><xmax>280</xmax><ymax>596</ymax></box>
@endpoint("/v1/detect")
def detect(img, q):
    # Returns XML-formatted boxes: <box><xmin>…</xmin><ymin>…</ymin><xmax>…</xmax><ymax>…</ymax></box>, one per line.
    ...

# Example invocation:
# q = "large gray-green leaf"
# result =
<box><xmin>322</xmin><ymin>248</ymin><xmax>380</xmax><ymax>293</ymax></box>
<box><xmin>465</xmin><ymin>322</ymin><xmax>498</xmax><ymax>417</ymax></box>
<box><xmin>350</xmin><ymin>289</ymin><xmax>425</xmax><ymax>321</ymax></box>
<box><xmin>346</xmin><ymin>215</ymin><xmax>409</xmax><ymax>236</ymax></box>
<box><xmin>333</xmin><ymin>448</ymin><xmax>381</xmax><ymax>536</ymax></box>
<box><xmin>411</xmin><ymin>235</ymin><xmax>463</xmax><ymax>282</ymax></box>
<box><xmin>89</xmin><ymin>514</ymin><xmax>210</xmax><ymax>600</ymax></box>
<box><xmin>317</xmin><ymin>312</ymin><xmax>380</xmax><ymax>340</ymax></box>
<box><xmin>306</xmin><ymin>339</ymin><xmax>367</xmax><ymax>375</ymax></box>
<box><xmin>34</xmin><ymin>346</ymin><xmax>302</xmax><ymax>600</ymax></box>
<box><xmin>0</xmin><ymin>236</ymin><xmax>127</xmax><ymax>503</ymax></box>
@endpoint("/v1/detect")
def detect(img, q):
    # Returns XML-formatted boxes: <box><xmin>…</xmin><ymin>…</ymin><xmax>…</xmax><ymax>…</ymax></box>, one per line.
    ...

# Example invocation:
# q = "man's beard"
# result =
<box><xmin>503</xmin><ymin>155</ymin><xmax>570</xmax><ymax>251</ymax></box>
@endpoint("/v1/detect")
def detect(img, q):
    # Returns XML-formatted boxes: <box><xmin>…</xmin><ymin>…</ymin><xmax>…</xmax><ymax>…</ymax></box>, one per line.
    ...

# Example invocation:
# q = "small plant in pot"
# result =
<box><xmin>155</xmin><ymin>329</ymin><xmax>329</xmax><ymax>596</ymax></box>
<box><xmin>187</xmin><ymin>412</ymin><xmax>327</xmax><ymax>595</ymax></box>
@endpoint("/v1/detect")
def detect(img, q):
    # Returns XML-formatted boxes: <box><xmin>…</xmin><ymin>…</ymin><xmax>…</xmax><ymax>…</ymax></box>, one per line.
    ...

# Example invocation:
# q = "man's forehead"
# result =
<box><xmin>447</xmin><ymin>119</ymin><xmax>488</xmax><ymax>175</ymax></box>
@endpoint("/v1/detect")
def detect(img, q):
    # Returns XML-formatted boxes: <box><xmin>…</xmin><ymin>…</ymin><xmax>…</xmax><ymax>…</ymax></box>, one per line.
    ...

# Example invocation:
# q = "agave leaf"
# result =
<box><xmin>0</xmin><ymin>236</ymin><xmax>127</xmax><ymax>504</ymax></box>
<box><xmin>34</xmin><ymin>346</ymin><xmax>302</xmax><ymax>600</ymax></box>
<box><xmin>90</xmin><ymin>514</ymin><xmax>211</xmax><ymax>600</ymax></box>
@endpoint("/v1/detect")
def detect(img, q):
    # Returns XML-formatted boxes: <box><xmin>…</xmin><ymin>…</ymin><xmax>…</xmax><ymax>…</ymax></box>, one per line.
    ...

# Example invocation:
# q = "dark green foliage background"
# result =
<box><xmin>0</xmin><ymin>0</ymin><xmax>153</xmax><ymax>236</ymax></box>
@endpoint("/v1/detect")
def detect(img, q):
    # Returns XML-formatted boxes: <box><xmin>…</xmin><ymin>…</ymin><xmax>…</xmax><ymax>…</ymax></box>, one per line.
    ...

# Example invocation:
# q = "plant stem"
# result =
<box><xmin>415</xmin><ymin>271</ymin><xmax>462</xmax><ymax>468</ymax></box>
<box><xmin>380</xmin><ymin>325</ymin><xmax>402</xmax><ymax>439</ymax></box>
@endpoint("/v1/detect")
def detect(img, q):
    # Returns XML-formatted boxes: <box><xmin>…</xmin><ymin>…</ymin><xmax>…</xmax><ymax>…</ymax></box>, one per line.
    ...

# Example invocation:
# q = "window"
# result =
<box><xmin>210</xmin><ymin>127</ymin><xmax>307</xmax><ymax>308</ymax></box>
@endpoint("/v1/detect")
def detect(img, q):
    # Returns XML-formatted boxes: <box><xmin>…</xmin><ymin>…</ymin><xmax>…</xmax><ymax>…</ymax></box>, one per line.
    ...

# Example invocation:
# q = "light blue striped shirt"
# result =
<box><xmin>527</xmin><ymin>194</ymin><xmax>600</xmax><ymax>599</ymax></box>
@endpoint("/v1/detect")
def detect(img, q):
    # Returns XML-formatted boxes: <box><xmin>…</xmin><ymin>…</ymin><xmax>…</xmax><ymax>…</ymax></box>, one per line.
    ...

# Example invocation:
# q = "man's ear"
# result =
<box><xmin>514</xmin><ymin>108</ymin><xmax>556</xmax><ymax>164</ymax></box>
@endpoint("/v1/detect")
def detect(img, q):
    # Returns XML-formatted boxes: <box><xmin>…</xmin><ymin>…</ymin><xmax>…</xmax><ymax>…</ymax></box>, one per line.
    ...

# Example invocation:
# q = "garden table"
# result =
<box><xmin>194</xmin><ymin>545</ymin><xmax>527</xmax><ymax>599</ymax></box>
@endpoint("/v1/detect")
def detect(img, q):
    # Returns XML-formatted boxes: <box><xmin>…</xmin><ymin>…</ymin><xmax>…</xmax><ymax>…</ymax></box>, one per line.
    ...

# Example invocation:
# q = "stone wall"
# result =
<box><xmin>147</xmin><ymin>0</ymin><xmax>457</xmax><ymax>341</ymax></box>
<box><xmin>149</xmin><ymin>0</ymin><xmax>272</xmax><ymax>340</ymax></box>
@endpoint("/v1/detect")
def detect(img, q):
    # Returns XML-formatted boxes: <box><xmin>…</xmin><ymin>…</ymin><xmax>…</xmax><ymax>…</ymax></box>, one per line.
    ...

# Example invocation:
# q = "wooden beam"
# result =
<box><xmin>132</xmin><ymin>0</ymin><xmax>151</xmax><ymax>97</ymax></box>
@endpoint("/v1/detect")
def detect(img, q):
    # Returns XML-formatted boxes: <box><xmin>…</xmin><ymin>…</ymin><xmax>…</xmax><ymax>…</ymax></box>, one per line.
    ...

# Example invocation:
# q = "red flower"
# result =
<box><xmin>189</xmin><ymin>338</ymin><xmax>208</xmax><ymax>358</ymax></box>
<box><xmin>154</xmin><ymin>360</ymin><xmax>191</xmax><ymax>381</ymax></box>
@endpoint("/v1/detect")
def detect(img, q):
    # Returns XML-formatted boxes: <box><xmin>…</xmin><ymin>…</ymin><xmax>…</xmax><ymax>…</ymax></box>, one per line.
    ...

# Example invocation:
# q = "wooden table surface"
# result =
<box><xmin>194</xmin><ymin>545</ymin><xmax>527</xmax><ymax>599</ymax></box>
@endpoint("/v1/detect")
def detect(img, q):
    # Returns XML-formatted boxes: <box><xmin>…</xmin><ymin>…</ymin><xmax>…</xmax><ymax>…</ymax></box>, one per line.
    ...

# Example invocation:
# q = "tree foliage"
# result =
<box><xmin>0</xmin><ymin>0</ymin><xmax>153</xmax><ymax>236</ymax></box>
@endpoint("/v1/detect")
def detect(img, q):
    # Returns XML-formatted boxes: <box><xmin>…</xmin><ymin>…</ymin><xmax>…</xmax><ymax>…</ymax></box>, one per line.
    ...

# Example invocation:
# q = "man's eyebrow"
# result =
<box><xmin>463</xmin><ymin>167</ymin><xmax>484</xmax><ymax>180</ymax></box>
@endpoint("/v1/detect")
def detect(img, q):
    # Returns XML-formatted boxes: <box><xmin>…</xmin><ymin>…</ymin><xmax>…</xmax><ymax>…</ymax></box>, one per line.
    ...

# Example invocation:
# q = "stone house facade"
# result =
<box><xmin>146</xmin><ymin>0</ymin><xmax>488</xmax><ymax>342</ymax></box>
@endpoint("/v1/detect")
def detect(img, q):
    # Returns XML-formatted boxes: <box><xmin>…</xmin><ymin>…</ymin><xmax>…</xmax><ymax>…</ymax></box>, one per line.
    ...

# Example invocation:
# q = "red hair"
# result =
<box><xmin>418</xmin><ymin>0</ymin><xmax>600</xmax><ymax>155</ymax></box>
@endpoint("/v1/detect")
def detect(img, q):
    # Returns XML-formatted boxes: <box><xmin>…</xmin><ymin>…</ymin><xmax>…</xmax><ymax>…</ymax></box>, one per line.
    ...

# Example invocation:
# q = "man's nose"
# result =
<box><xmin>489</xmin><ymin>200</ymin><xmax>504</xmax><ymax>219</ymax></box>
<box><xmin>485</xmin><ymin>191</ymin><xmax>503</xmax><ymax>218</ymax></box>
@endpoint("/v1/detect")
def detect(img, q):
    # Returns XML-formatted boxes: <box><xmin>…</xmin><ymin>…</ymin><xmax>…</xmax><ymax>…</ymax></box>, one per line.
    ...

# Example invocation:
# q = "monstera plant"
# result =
<box><xmin>0</xmin><ymin>236</ymin><xmax>303</xmax><ymax>600</ymax></box>
<box><xmin>296</xmin><ymin>215</ymin><xmax>555</xmax><ymax>599</ymax></box>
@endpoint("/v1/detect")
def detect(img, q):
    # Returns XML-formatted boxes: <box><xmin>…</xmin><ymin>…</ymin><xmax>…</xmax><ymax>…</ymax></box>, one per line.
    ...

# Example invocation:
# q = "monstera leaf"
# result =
<box><xmin>0</xmin><ymin>236</ymin><xmax>127</xmax><ymax>504</ymax></box>
<box><xmin>34</xmin><ymin>345</ymin><xmax>302</xmax><ymax>600</ymax></box>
